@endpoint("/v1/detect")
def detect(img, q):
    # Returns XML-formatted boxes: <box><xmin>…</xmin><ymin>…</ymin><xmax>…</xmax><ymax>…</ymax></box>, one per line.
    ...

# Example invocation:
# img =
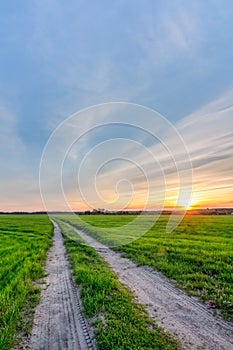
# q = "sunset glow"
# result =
<box><xmin>0</xmin><ymin>2</ymin><xmax>232</xmax><ymax>212</ymax></box>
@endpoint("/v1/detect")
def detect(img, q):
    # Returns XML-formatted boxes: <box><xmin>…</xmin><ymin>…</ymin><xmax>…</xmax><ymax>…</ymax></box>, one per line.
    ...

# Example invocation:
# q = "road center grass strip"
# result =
<box><xmin>57</xmin><ymin>220</ymin><xmax>179</xmax><ymax>350</ymax></box>
<box><xmin>55</xmin><ymin>214</ymin><xmax>233</xmax><ymax>321</ymax></box>
<box><xmin>0</xmin><ymin>215</ymin><xmax>53</xmax><ymax>350</ymax></box>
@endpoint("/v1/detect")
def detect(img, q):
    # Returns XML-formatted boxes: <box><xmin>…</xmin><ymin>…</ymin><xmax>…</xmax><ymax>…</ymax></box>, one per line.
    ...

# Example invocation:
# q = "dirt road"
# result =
<box><xmin>60</xmin><ymin>220</ymin><xmax>233</xmax><ymax>350</ymax></box>
<box><xmin>26</xmin><ymin>221</ymin><xmax>95</xmax><ymax>350</ymax></box>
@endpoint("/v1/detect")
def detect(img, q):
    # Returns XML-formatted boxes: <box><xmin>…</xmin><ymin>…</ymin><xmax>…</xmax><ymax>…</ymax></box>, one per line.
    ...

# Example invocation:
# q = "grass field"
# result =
<box><xmin>57</xmin><ymin>214</ymin><xmax>233</xmax><ymax>321</ymax></box>
<box><xmin>1</xmin><ymin>213</ymin><xmax>232</xmax><ymax>349</ymax></box>
<box><xmin>57</xmin><ymin>220</ymin><xmax>178</xmax><ymax>349</ymax></box>
<box><xmin>0</xmin><ymin>215</ymin><xmax>53</xmax><ymax>350</ymax></box>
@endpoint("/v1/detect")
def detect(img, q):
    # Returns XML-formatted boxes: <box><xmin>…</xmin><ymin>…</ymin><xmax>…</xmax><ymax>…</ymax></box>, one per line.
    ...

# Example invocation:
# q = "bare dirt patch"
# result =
<box><xmin>62</xmin><ymin>221</ymin><xmax>233</xmax><ymax>350</ymax></box>
<box><xmin>15</xmin><ymin>221</ymin><xmax>95</xmax><ymax>350</ymax></box>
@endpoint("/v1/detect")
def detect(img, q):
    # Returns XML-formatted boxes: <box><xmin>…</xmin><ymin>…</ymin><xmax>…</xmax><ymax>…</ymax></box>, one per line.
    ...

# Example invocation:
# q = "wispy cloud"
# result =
<box><xmin>1</xmin><ymin>1</ymin><xmax>233</xmax><ymax>211</ymax></box>
<box><xmin>0</xmin><ymin>104</ymin><xmax>26</xmax><ymax>156</ymax></box>
<box><xmin>135</xmin><ymin>1</ymin><xmax>202</xmax><ymax>67</ymax></box>
<box><xmin>0</xmin><ymin>104</ymin><xmax>43</xmax><ymax>211</ymax></box>
<box><xmin>60</xmin><ymin>89</ymin><xmax>233</xmax><ymax>210</ymax></box>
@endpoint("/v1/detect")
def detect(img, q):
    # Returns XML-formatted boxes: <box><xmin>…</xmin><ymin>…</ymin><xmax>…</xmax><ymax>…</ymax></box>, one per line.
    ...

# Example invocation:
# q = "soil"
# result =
<box><xmin>15</xmin><ymin>221</ymin><xmax>95</xmax><ymax>350</ymax></box>
<box><xmin>62</xmin><ymin>221</ymin><xmax>233</xmax><ymax>350</ymax></box>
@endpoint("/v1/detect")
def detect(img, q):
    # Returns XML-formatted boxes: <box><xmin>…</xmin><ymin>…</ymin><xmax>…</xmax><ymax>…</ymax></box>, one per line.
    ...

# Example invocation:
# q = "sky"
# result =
<box><xmin>0</xmin><ymin>0</ymin><xmax>233</xmax><ymax>211</ymax></box>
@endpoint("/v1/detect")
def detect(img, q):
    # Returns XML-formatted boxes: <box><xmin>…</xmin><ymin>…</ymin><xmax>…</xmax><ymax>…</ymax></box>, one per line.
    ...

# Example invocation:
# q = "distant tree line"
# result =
<box><xmin>1</xmin><ymin>208</ymin><xmax>233</xmax><ymax>215</ymax></box>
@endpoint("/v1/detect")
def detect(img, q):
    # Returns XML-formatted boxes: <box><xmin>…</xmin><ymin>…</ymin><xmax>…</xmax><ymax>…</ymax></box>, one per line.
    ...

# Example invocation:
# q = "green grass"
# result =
<box><xmin>0</xmin><ymin>215</ymin><xmax>53</xmax><ymax>350</ymax></box>
<box><xmin>57</xmin><ymin>220</ymin><xmax>179</xmax><ymax>350</ymax></box>
<box><xmin>56</xmin><ymin>214</ymin><xmax>233</xmax><ymax>321</ymax></box>
<box><xmin>55</xmin><ymin>213</ymin><xmax>156</xmax><ymax>246</ymax></box>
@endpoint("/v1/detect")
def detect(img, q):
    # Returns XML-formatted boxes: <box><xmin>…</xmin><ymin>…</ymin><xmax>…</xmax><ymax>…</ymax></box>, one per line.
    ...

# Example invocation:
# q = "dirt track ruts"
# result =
<box><xmin>27</xmin><ymin>221</ymin><xmax>95</xmax><ymax>350</ymax></box>
<box><xmin>60</xmin><ymin>220</ymin><xmax>233</xmax><ymax>350</ymax></box>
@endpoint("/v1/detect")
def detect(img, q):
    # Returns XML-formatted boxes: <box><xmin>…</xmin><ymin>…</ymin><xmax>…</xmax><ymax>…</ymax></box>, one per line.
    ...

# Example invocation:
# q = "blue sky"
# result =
<box><xmin>1</xmin><ymin>0</ymin><xmax>233</xmax><ymax>211</ymax></box>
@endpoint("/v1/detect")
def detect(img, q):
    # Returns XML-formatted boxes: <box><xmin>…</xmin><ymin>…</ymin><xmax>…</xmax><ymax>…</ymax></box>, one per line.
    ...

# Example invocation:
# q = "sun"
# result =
<box><xmin>177</xmin><ymin>193</ymin><xmax>200</xmax><ymax>210</ymax></box>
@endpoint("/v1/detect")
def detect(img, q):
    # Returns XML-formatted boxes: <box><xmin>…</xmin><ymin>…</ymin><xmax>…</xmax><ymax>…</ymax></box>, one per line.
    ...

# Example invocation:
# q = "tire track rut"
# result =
<box><xmin>60</xmin><ymin>220</ymin><xmax>233</xmax><ymax>350</ymax></box>
<box><xmin>28</xmin><ymin>221</ymin><xmax>95</xmax><ymax>350</ymax></box>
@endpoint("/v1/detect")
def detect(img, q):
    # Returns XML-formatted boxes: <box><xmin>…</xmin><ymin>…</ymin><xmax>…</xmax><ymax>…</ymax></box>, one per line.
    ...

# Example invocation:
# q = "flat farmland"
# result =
<box><xmin>0</xmin><ymin>215</ymin><xmax>53</xmax><ymax>350</ymax></box>
<box><xmin>58</xmin><ymin>214</ymin><xmax>233</xmax><ymax>321</ymax></box>
<box><xmin>1</xmin><ymin>213</ymin><xmax>232</xmax><ymax>349</ymax></box>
